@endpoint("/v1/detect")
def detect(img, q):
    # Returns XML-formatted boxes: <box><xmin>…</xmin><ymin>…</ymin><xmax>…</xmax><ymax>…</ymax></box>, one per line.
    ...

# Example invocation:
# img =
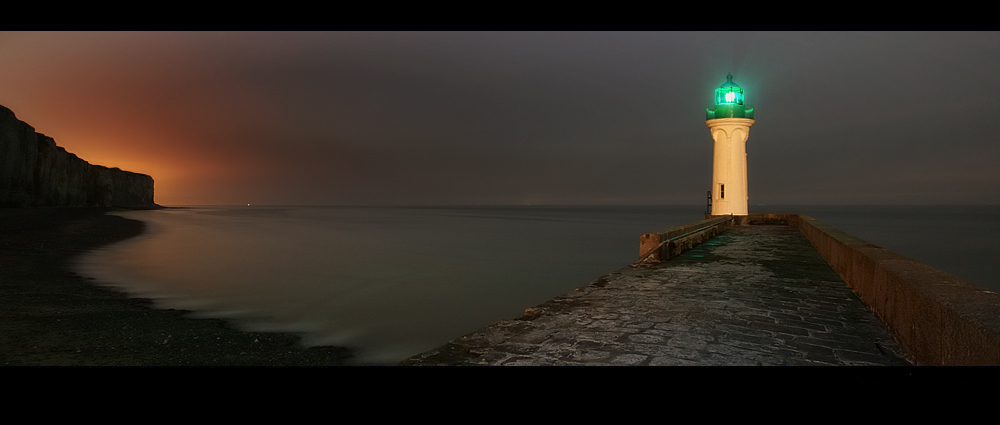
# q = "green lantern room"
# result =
<box><xmin>706</xmin><ymin>73</ymin><xmax>754</xmax><ymax>120</ymax></box>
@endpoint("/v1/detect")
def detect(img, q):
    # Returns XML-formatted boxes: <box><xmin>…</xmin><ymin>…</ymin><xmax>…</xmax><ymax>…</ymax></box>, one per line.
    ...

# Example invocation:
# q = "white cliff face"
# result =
<box><xmin>706</xmin><ymin>118</ymin><xmax>754</xmax><ymax>216</ymax></box>
<box><xmin>0</xmin><ymin>104</ymin><xmax>155</xmax><ymax>208</ymax></box>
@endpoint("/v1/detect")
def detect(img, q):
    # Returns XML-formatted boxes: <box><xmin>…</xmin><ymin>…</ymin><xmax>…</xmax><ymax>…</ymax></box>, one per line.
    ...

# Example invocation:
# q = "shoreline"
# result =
<box><xmin>0</xmin><ymin>207</ymin><xmax>353</xmax><ymax>366</ymax></box>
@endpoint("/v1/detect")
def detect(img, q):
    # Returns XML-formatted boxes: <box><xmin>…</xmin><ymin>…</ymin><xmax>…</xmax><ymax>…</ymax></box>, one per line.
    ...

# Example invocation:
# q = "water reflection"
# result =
<box><xmin>76</xmin><ymin>205</ymin><xmax>703</xmax><ymax>364</ymax></box>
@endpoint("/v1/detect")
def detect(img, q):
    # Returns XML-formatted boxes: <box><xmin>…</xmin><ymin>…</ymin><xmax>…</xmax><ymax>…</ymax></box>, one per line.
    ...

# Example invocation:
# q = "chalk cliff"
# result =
<box><xmin>0</xmin><ymin>104</ymin><xmax>156</xmax><ymax>208</ymax></box>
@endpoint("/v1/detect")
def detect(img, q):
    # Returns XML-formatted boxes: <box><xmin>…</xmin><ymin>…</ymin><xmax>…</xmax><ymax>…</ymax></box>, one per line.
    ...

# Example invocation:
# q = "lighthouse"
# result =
<box><xmin>706</xmin><ymin>73</ymin><xmax>755</xmax><ymax>216</ymax></box>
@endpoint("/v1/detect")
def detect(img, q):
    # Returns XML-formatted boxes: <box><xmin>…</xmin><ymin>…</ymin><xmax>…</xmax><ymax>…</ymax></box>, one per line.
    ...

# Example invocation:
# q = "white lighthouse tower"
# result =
<box><xmin>706</xmin><ymin>73</ymin><xmax>755</xmax><ymax>216</ymax></box>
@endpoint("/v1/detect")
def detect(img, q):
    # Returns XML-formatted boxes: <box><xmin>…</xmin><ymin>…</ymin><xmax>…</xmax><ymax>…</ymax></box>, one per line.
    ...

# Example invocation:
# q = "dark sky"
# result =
<box><xmin>2</xmin><ymin>31</ymin><xmax>998</xmax><ymax>206</ymax></box>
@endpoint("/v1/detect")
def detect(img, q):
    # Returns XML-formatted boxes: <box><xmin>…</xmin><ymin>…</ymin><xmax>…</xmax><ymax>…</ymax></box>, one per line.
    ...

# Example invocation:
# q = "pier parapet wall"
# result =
<box><xmin>794</xmin><ymin>214</ymin><xmax>1000</xmax><ymax>366</ymax></box>
<box><xmin>653</xmin><ymin>213</ymin><xmax>1000</xmax><ymax>365</ymax></box>
<box><xmin>639</xmin><ymin>215</ymin><xmax>735</xmax><ymax>263</ymax></box>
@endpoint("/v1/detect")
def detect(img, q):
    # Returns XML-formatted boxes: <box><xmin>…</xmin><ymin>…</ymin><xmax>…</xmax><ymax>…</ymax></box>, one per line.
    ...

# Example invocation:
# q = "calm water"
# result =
<box><xmin>75</xmin><ymin>204</ymin><xmax>1000</xmax><ymax>364</ymax></box>
<box><xmin>76</xmin><ymin>205</ymin><xmax>704</xmax><ymax>364</ymax></box>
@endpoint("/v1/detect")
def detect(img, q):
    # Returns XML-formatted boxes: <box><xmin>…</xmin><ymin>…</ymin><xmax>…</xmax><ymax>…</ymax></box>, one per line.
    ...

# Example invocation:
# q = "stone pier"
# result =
<box><xmin>402</xmin><ymin>223</ymin><xmax>912</xmax><ymax>366</ymax></box>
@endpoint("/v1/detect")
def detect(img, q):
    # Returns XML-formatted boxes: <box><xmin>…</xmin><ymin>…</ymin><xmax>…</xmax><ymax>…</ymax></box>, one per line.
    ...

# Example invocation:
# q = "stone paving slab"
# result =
<box><xmin>402</xmin><ymin>225</ymin><xmax>912</xmax><ymax>366</ymax></box>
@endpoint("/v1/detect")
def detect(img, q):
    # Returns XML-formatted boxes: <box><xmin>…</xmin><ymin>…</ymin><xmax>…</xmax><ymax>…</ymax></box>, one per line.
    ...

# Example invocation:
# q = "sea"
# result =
<box><xmin>74</xmin><ymin>204</ymin><xmax>1000</xmax><ymax>364</ymax></box>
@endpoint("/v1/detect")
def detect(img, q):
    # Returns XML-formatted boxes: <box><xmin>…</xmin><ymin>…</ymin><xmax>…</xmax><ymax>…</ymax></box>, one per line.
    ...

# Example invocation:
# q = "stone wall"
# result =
<box><xmin>794</xmin><ymin>214</ymin><xmax>1000</xmax><ymax>365</ymax></box>
<box><xmin>0</xmin><ymin>104</ymin><xmax>155</xmax><ymax>208</ymax></box>
<box><xmin>639</xmin><ymin>215</ymin><xmax>734</xmax><ymax>263</ymax></box>
<box><xmin>649</xmin><ymin>213</ymin><xmax>1000</xmax><ymax>364</ymax></box>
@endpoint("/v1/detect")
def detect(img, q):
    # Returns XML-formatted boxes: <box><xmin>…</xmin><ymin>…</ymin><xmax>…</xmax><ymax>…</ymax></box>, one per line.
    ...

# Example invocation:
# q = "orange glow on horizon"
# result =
<box><xmin>47</xmin><ymin>133</ymin><xmax>266</xmax><ymax>206</ymax></box>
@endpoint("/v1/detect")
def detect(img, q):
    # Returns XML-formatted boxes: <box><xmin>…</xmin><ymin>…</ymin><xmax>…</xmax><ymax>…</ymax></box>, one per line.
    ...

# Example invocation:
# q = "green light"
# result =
<box><xmin>714</xmin><ymin>73</ymin><xmax>744</xmax><ymax>106</ymax></box>
<box><xmin>707</xmin><ymin>73</ymin><xmax>753</xmax><ymax>120</ymax></box>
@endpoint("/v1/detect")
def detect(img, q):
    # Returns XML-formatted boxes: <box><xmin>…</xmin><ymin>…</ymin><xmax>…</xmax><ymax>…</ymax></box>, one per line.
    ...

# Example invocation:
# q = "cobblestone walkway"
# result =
<box><xmin>403</xmin><ymin>225</ymin><xmax>911</xmax><ymax>366</ymax></box>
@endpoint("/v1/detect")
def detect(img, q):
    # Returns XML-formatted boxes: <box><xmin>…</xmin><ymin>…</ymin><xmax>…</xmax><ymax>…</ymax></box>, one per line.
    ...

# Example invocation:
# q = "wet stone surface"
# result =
<box><xmin>402</xmin><ymin>225</ymin><xmax>912</xmax><ymax>366</ymax></box>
